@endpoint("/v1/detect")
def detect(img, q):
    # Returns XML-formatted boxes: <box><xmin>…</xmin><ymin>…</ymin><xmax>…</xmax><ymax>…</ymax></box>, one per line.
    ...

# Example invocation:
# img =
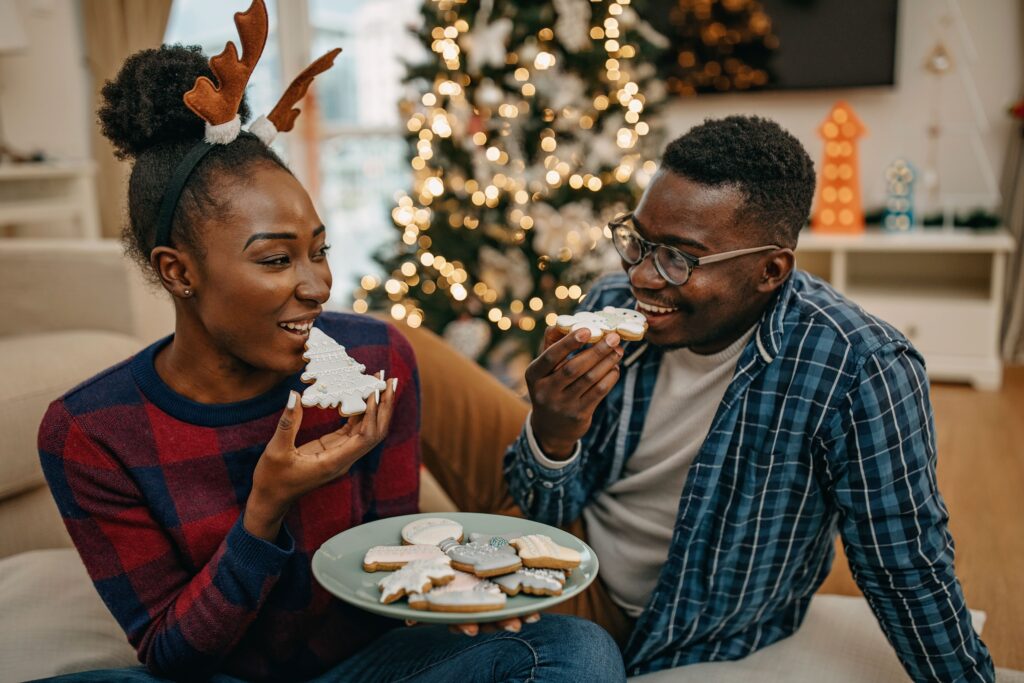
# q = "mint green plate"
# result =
<box><xmin>312</xmin><ymin>512</ymin><xmax>599</xmax><ymax>624</ymax></box>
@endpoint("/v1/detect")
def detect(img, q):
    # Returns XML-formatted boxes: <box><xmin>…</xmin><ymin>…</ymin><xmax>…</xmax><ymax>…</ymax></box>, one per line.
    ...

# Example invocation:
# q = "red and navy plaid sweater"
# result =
<box><xmin>38</xmin><ymin>313</ymin><xmax>420</xmax><ymax>682</ymax></box>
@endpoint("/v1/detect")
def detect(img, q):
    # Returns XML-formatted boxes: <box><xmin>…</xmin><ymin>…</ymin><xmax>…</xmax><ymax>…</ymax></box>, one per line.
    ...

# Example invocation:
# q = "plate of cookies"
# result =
<box><xmin>311</xmin><ymin>512</ymin><xmax>599</xmax><ymax>624</ymax></box>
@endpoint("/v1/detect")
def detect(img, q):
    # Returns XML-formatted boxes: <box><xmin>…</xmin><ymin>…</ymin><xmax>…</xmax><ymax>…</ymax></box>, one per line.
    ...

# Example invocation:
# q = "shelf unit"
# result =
<box><xmin>0</xmin><ymin>162</ymin><xmax>100</xmax><ymax>239</ymax></box>
<box><xmin>795</xmin><ymin>228</ymin><xmax>1016</xmax><ymax>390</ymax></box>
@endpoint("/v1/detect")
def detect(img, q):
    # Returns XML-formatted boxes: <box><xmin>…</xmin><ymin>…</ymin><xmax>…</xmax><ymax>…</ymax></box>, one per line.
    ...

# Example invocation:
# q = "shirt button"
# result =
<box><xmin>525</xmin><ymin>469</ymin><xmax>535</xmax><ymax>479</ymax></box>
<box><xmin>543</xmin><ymin>481</ymin><xmax>554</xmax><ymax>489</ymax></box>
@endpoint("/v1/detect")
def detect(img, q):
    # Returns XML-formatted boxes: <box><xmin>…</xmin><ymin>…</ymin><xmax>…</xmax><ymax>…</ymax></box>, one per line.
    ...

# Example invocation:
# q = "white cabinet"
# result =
<box><xmin>796</xmin><ymin>229</ymin><xmax>1016</xmax><ymax>390</ymax></box>
<box><xmin>0</xmin><ymin>162</ymin><xmax>100</xmax><ymax>239</ymax></box>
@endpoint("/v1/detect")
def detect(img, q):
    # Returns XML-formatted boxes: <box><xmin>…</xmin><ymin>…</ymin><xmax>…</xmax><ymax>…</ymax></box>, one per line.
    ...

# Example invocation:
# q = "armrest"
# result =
<box><xmin>0</xmin><ymin>238</ymin><xmax>173</xmax><ymax>343</ymax></box>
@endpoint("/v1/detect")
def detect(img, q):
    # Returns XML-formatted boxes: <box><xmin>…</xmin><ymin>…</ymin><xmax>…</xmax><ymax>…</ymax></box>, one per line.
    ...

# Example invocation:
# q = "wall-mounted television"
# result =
<box><xmin>649</xmin><ymin>0</ymin><xmax>899</xmax><ymax>95</ymax></box>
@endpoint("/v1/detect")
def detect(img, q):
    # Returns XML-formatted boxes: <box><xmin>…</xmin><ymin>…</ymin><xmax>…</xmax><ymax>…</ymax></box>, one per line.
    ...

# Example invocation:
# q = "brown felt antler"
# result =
<box><xmin>267</xmin><ymin>48</ymin><xmax>343</xmax><ymax>133</ymax></box>
<box><xmin>183</xmin><ymin>0</ymin><xmax>268</xmax><ymax>127</ymax></box>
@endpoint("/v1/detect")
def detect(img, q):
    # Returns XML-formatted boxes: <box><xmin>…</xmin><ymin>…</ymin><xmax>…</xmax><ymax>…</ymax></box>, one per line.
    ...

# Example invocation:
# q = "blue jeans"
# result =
<box><xmin>32</xmin><ymin>614</ymin><xmax>626</xmax><ymax>683</ymax></box>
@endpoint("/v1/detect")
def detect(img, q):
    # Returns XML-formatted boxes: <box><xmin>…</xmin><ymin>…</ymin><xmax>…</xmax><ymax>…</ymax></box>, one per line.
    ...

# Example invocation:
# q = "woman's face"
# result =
<box><xmin>187</xmin><ymin>162</ymin><xmax>332</xmax><ymax>375</ymax></box>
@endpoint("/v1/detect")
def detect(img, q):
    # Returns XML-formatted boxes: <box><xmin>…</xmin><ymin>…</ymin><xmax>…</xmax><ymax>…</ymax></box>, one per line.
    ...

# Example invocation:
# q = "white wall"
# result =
<box><xmin>657</xmin><ymin>0</ymin><xmax>1022</xmax><ymax>215</ymax></box>
<box><xmin>0</xmin><ymin>0</ymin><xmax>1020</xmax><ymax>213</ymax></box>
<box><xmin>0</xmin><ymin>0</ymin><xmax>91</xmax><ymax>161</ymax></box>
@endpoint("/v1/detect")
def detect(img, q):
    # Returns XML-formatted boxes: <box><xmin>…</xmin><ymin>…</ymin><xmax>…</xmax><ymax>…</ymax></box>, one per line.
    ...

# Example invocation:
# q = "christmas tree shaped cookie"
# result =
<box><xmin>300</xmin><ymin>327</ymin><xmax>387</xmax><ymax>415</ymax></box>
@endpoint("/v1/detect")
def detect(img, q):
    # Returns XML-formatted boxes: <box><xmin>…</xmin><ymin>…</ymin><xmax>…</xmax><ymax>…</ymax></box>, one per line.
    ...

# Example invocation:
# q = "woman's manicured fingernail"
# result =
<box><xmin>575</xmin><ymin>330</ymin><xmax>588</xmax><ymax>342</ymax></box>
<box><xmin>392</xmin><ymin>378</ymin><xmax>398</xmax><ymax>392</ymax></box>
<box><xmin>286</xmin><ymin>390</ymin><xmax>297</xmax><ymax>410</ymax></box>
<box><xmin>605</xmin><ymin>333</ymin><xmax>620</xmax><ymax>347</ymax></box>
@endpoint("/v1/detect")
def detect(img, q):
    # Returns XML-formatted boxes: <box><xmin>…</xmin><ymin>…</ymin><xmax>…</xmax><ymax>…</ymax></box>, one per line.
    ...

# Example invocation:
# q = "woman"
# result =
<box><xmin>35</xmin><ymin>43</ymin><xmax>625</xmax><ymax>682</ymax></box>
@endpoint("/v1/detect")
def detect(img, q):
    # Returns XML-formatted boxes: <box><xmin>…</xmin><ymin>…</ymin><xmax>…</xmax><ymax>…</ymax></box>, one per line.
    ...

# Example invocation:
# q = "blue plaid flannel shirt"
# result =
<box><xmin>504</xmin><ymin>270</ymin><xmax>993</xmax><ymax>681</ymax></box>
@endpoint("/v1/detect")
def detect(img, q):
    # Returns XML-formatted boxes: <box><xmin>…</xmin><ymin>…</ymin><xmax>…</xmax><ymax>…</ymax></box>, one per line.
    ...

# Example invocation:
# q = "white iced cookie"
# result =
<box><xmin>555</xmin><ymin>306</ymin><xmax>647</xmax><ymax>343</ymax></box>
<box><xmin>300</xmin><ymin>328</ymin><xmax>388</xmax><ymax>415</ymax></box>
<box><xmin>363</xmin><ymin>544</ymin><xmax>447</xmax><ymax>572</ymax></box>
<box><xmin>407</xmin><ymin>570</ymin><xmax>507</xmax><ymax>613</ymax></box>
<box><xmin>509</xmin><ymin>534</ymin><xmax>582</xmax><ymax>570</ymax></box>
<box><xmin>439</xmin><ymin>537</ymin><xmax>522</xmax><ymax>578</ymax></box>
<box><xmin>377</xmin><ymin>558</ymin><xmax>455</xmax><ymax>604</ymax></box>
<box><xmin>401</xmin><ymin>517</ymin><xmax>464</xmax><ymax>546</ymax></box>
<box><xmin>492</xmin><ymin>568</ymin><xmax>567</xmax><ymax>596</ymax></box>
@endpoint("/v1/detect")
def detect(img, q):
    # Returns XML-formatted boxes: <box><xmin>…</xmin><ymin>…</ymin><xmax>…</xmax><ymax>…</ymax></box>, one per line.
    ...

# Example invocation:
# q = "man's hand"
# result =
<box><xmin>245</xmin><ymin>380</ymin><xmax>397</xmax><ymax>541</ymax></box>
<box><xmin>405</xmin><ymin>612</ymin><xmax>541</xmax><ymax>636</ymax></box>
<box><xmin>525</xmin><ymin>326</ymin><xmax>625</xmax><ymax>459</ymax></box>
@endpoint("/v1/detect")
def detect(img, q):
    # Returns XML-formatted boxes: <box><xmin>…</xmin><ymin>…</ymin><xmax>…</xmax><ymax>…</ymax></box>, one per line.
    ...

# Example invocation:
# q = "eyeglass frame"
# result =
<box><xmin>609</xmin><ymin>212</ymin><xmax>781</xmax><ymax>286</ymax></box>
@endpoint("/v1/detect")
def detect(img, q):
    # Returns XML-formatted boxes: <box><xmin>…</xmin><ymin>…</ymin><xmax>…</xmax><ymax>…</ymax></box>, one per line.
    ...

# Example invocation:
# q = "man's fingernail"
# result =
<box><xmin>503</xmin><ymin>623</ymin><xmax>521</xmax><ymax>633</ymax></box>
<box><xmin>575</xmin><ymin>330</ymin><xmax>588</xmax><ymax>342</ymax></box>
<box><xmin>524</xmin><ymin>614</ymin><xmax>541</xmax><ymax>624</ymax></box>
<box><xmin>286</xmin><ymin>391</ymin><xmax>297</xmax><ymax>410</ymax></box>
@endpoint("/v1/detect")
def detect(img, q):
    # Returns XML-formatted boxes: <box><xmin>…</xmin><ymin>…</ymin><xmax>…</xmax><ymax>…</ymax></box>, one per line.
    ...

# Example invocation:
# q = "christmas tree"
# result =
<box><xmin>352</xmin><ymin>0</ymin><xmax>668</xmax><ymax>377</ymax></box>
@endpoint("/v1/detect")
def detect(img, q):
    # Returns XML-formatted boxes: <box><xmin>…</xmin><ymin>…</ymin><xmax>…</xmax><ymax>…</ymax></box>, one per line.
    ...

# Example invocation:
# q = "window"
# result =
<box><xmin>166</xmin><ymin>0</ymin><xmax>421</xmax><ymax>305</ymax></box>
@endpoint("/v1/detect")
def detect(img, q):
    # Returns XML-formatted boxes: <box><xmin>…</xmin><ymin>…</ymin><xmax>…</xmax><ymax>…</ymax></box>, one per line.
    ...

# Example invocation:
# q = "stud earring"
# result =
<box><xmin>183</xmin><ymin>288</ymin><xmax>192</xmax><ymax>297</ymax></box>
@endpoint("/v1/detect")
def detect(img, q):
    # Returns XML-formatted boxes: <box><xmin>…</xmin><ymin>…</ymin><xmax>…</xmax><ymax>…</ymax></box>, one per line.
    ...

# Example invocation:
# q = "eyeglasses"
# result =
<box><xmin>609</xmin><ymin>213</ymin><xmax>780</xmax><ymax>286</ymax></box>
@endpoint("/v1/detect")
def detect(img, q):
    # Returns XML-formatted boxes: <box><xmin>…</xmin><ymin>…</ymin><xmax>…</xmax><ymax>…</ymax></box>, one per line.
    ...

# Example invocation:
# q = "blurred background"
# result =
<box><xmin>0</xmin><ymin>0</ymin><xmax>1021</xmax><ymax>677</ymax></box>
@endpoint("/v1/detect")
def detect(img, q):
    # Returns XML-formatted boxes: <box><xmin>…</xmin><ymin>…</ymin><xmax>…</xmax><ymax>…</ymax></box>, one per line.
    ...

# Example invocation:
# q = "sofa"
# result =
<box><xmin>0</xmin><ymin>239</ymin><xmax>1016</xmax><ymax>683</ymax></box>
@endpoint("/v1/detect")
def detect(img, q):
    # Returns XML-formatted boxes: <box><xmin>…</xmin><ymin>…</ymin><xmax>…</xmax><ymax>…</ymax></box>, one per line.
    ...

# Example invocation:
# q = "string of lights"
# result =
<box><xmin>356</xmin><ymin>0</ymin><xmax>667</xmax><ymax>364</ymax></box>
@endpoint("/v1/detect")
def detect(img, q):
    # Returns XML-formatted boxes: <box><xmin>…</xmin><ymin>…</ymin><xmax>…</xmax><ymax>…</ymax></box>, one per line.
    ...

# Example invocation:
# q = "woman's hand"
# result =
<box><xmin>244</xmin><ymin>378</ymin><xmax>397</xmax><ymax>541</ymax></box>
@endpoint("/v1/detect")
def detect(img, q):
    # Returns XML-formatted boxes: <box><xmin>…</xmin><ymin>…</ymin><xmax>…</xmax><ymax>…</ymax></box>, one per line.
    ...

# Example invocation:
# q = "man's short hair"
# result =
<box><xmin>660</xmin><ymin>115</ymin><xmax>815</xmax><ymax>247</ymax></box>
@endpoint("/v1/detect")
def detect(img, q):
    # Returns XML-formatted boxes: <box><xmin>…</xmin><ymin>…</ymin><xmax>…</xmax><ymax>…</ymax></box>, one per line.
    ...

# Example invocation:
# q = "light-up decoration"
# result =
<box><xmin>883</xmin><ymin>158</ymin><xmax>916</xmax><ymax>232</ymax></box>
<box><xmin>812</xmin><ymin>101</ymin><xmax>866</xmax><ymax>234</ymax></box>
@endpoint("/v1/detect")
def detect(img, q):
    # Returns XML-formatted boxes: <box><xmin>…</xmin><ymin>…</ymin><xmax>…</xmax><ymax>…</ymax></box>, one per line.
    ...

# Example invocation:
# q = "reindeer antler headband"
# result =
<box><xmin>153</xmin><ymin>0</ymin><xmax>341</xmax><ymax>253</ymax></box>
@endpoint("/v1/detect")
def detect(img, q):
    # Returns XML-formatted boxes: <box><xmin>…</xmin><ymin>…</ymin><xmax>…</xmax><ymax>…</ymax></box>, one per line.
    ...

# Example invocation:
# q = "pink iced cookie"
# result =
<box><xmin>407</xmin><ymin>570</ymin><xmax>507</xmax><ymax>613</ymax></box>
<box><xmin>509</xmin><ymin>534</ymin><xmax>581</xmax><ymax>570</ymax></box>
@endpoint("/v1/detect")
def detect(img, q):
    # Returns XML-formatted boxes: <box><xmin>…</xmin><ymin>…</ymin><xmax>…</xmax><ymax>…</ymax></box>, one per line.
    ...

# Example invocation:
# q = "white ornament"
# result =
<box><xmin>460</xmin><ymin>0</ymin><xmax>513</xmax><ymax>75</ymax></box>
<box><xmin>474</xmin><ymin>78</ymin><xmax>505</xmax><ymax>108</ymax></box>
<box><xmin>443</xmin><ymin>318</ymin><xmax>492</xmax><ymax>359</ymax></box>
<box><xmin>553</xmin><ymin>0</ymin><xmax>592</xmax><ymax>53</ymax></box>
<box><xmin>300</xmin><ymin>328</ymin><xmax>388</xmax><ymax>415</ymax></box>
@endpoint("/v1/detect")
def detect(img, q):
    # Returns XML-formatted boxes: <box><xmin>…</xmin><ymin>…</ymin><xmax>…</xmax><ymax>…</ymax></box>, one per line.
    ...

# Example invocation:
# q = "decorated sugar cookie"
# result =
<box><xmin>363</xmin><ymin>544</ymin><xmax>447</xmax><ymax>572</ymax></box>
<box><xmin>492</xmin><ymin>568</ymin><xmax>566</xmax><ymax>597</ymax></box>
<box><xmin>407</xmin><ymin>569</ymin><xmax>507</xmax><ymax>613</ymax></box>
<box><xmin>401</xmin><ymin>517</ymin><xmax>464</xmax><ymax>546</ymax></box>
<box><xmin>439</xmin><ymin>537</ymin><xmax>522</xmax><ymax>578</ymax></box>
<box><xmin>377</xmin><ymin>558</ymin><xmax>455</xmax><ymax>604</ymax></box>
<box><xmin>555</xmin><ymin>306</ymin><xmax>647</xmax><ymax>343</ymax></box>
<box><xmin>509</xmin><ymin>534</ymin><xmax>581</xmax><ymax>570</ymax></box>
<box><xmin>300</xmin><ymin>328</ymin><xmax>388</xmax><ymax>415</ymax></box>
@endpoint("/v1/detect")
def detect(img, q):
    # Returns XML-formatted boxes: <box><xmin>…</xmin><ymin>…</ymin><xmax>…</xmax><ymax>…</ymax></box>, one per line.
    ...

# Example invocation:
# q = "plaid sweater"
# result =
<box><xmin>505</xmin><ymin>272</ymin><xmax>994</xmax><ymax>682</ymax></box>
<box><xmin>38</xmin><ymin>313</ymin><xmax>420</xmax><ymax>682</ymax></box>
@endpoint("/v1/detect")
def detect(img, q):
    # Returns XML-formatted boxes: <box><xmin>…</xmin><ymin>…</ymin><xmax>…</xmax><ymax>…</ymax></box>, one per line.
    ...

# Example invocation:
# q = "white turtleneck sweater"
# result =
<box><xmin>528</xmin><ymin>326</ymin><xmax>755</xmax><ymax>616</ymax></box>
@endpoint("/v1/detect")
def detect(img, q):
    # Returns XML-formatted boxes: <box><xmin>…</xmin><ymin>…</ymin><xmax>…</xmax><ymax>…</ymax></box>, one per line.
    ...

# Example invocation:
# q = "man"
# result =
<box><xmin>504</xmin><ymin>116</ymin><xmax>994</xmax><ymax>681</ymax></box>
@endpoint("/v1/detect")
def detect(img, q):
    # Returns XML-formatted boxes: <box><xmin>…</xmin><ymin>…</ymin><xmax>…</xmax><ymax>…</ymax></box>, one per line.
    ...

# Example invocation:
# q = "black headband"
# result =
<box><xmin>152</xmin><ymin>140</ymin><xmax>215</xmax><ymax>252</ymax></box>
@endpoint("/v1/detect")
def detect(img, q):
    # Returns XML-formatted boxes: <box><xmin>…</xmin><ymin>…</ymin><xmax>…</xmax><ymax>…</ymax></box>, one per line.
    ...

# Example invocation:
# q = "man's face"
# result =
<box><xmin>625</xmin><ymin>170</ymin><xmax>777</xmax><ymax>353</ymax></box>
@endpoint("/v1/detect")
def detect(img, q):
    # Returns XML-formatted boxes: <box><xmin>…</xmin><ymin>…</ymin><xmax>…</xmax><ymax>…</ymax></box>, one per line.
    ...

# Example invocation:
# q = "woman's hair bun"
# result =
<box><xmin>98</xmin><ymin>44</ymin><xmax>252</xmax><ymax>160</ymax></box>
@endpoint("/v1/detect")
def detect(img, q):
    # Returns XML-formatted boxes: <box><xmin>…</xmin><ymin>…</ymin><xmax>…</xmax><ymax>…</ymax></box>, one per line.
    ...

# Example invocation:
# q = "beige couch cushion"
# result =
<box><xmin>0</xmin><ymin>330</ymin><xmax>146</xmax><ymax>557</ymax></box>
<box><xmin>0</xmin><ymin>239</ymin><xmax>173</xmax><ymax>344</ymax></box>
<box><xmin>0</xmin><ymin>549</ymin><xmax>138</xmax><ymax>681</ymax></box>
<box><xmin>0</xmin><ymin>330</ymin><xmax>146</xmax><ymax>499</ymax></box>
<box><xmin>628</xmin><ymin>594</ymin><xmax>988</xmax><ymax>682</ymax></box>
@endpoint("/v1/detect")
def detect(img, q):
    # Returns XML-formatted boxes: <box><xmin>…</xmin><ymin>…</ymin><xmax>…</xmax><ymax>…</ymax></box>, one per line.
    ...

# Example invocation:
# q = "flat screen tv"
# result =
<box><xmin>648</xmin><ymin>0</ymin><xmax>899</xmax><ymax>94</ymax></box>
